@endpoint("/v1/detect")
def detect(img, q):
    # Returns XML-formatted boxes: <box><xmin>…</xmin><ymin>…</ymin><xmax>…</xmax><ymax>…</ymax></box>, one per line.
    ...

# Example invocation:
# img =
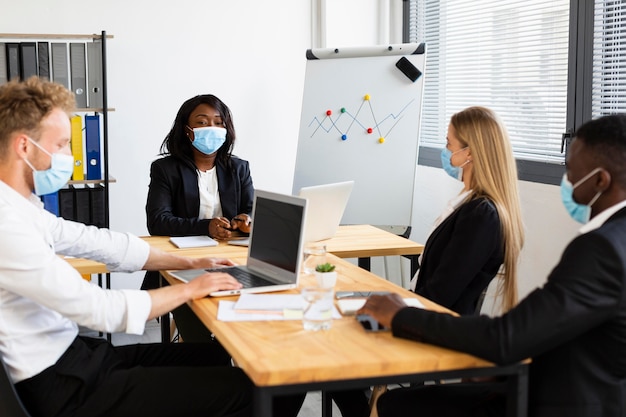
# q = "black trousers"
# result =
<box><xmin>376</xmin><ymin>383</ymin><xmax>505</xmax><ymax>417</ymax></box>
<box><xmin>14</xmin><ymin>336</ymin><xmax>305</xmax><ymax>417</ymax></box>
<box><xmin>143</xmin><ymin>271</ymin><xmax>215</xmax><ymax>342</ymax></box>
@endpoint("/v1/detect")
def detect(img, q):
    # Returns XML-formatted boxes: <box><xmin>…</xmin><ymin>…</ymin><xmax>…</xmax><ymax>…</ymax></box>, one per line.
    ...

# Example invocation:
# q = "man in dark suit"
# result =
<box><xmin>359</xmin><ymin>114</ymin><xmax>626</xmax><ymax>417</ymax></box>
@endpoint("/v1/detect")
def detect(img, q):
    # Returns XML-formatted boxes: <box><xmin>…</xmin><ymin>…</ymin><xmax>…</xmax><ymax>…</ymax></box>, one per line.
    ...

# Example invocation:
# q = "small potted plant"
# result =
<box><xmin>315</xmin><ymin>262</ymin><xmax>337</xmax><ymax>288</ymax></box>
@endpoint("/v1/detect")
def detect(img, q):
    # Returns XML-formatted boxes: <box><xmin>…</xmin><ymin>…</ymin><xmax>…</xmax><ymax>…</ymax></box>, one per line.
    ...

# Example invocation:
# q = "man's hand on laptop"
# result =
<box><xmin>187</xmin><ymin>272</ymin><xmax>243</xmax><ymax>299</ymax></box>
<box><xmin>193</xmin><ymin>257</ymin><xmax>235</xmax><ymax>269</ymax></box>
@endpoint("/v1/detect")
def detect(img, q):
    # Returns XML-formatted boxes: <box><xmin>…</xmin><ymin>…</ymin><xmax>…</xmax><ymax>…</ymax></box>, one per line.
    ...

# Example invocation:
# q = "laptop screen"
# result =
<box><xmin>248</xmin><ymin>193</ymin><xmax>306</xmax><ymax>273</ymax></box>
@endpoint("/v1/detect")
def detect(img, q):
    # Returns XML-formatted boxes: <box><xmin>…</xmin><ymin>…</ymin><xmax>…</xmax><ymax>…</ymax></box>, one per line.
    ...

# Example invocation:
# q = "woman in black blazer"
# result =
<box><xmin>332</xmin><ymin>107</ymin><xmax>525</xmax><ymax>417</ymax></box>
<box><xmin>412</xmin><ymin>106</ymin><xmax>524</xmax><ymax>315</ymax></box>
<box><xmin>142</xmin><ymin>94</ymin><xmax>254</xmax><ymax>343</ymax></box>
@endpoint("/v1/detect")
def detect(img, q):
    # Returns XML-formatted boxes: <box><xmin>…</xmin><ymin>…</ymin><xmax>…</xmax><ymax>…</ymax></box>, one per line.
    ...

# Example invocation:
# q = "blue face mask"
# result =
<box><xmin>189</xmin><ymin>126</ymin><xmax>227</xmax><ymax>155</ymax></box>
<box><xmin>23</xmin><ymin>137</ymin><xmax>74</xmax><ymax>196</ymax></box>
<box><xmin>560</xmin><ymin>167</ymin><xmax>603</xmax><ymax>224</ymax></box>
<box><xmin>440</xmin><ymin>147</ymin><xmax>469</xmax><ymax>181</ymax></box>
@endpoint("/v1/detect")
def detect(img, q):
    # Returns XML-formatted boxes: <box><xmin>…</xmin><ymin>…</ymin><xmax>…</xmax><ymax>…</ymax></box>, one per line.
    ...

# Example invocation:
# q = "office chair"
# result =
<box><xmin>0</xmin><ymin>352</ymin><xmax>32</xmax><ymax>417</ymax></box>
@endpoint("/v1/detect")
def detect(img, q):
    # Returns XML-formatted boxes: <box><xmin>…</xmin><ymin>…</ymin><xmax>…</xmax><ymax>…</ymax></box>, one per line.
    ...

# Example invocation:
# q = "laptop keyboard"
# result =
<box><xmin>205</xmin><ymin>267</ymin><xmax>276</xmax><ymax>288</ymax></box>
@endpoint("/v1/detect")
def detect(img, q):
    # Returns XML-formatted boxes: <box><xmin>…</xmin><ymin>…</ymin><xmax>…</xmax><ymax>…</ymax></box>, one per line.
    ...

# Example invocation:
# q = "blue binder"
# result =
<box><xmin>41</xmin><ymin>192</ymin><xmax>59</xmax><ymax>216</ymax></box>
<box><xmin>84</xmin><ymin>115</ymin><xmax>101</xmax><ymax>180</ymax></box>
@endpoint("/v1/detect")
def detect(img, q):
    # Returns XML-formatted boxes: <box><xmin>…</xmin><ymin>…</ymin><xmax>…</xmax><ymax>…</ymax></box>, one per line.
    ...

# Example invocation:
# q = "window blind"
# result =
<box><xmin>409</xmin><ymin>0</ymin><xmax>570</xmax><ymax>163</ymax></box>
<box><xmin>593</xmin><ymin>0</ymin><xmax>626</xmax><ymax>117</ymax></box>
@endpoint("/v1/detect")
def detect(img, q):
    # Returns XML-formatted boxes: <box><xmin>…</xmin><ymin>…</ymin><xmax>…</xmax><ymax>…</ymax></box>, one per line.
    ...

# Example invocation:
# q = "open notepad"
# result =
<box><xmin>169</xmin><ymin>236</ymin><xmax>218</xmax><ymax>249</ymax></box>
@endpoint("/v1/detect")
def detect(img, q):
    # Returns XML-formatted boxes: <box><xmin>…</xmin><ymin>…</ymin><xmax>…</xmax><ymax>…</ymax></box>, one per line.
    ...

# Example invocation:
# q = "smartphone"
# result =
<box><xmin>335</xmin><ymin>291</ymin><xmax>391</xmax><ymax>299</ymax></box>
<box><xmin>356</xmin><ymin>314</ymin><xmax>389</xmax><ymax>332</ymax></box>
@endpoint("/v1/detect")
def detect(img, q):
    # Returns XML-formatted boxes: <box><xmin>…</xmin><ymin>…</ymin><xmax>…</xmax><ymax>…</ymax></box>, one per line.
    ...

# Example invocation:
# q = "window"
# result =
<box><xmin>407</xmin><ymin>0</ymin><xmax>571</xmax><ymax>183</ymax></box>
<box><xmin>593</xmin><ymin>0</ymin><xmax>626</xmax><ymax>117</ymax></box>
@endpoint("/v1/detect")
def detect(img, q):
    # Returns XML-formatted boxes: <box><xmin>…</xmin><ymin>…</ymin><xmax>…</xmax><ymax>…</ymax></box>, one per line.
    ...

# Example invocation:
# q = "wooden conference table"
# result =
<box><xmin>161</xmin><ymin>254</ymin><xmax>528</xmax><ymax>417</ymax></box>
<box><xmin>66</xmin><ymin>225</ymin><xmax>526</xmax><ymax>417</ymax></box>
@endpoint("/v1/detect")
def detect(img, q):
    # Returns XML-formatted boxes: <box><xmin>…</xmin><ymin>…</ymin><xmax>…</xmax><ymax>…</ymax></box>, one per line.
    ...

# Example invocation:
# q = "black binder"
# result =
<box><xmin>86</xmin><ymin>41</ymin><xmax>103</xmax><ymax>108</ymax></box>
<box><xmin>0</xmin><ymin>43</ymin><xmax>7</xmax><ymax>85</ymax></box>
<box><xmin>51</xmin><ymin>43</ymin><xmax>69</xmax><ymax>89</ymax></box>
<box><xmin>19</xmin><ymin>42</ymin><xmax>38</xmax><ymax>80</ymax></box>
<box><xmin>69</xmin><ymin>43</ymin><xmax>87</xmax><ymax>108</ymax></box>
<box><xmin>5</xmin><ymin>43</ymin><xmax>20</xmax><ymax>81</ymax></box>
<box><xmin>58</xmin><ymin>187</ymin><xmax>75</xmax><ymax>221</ymax></box>
<box><xmin>73</xmin><ymin>184</ymin><xmax>91</xmax><ymax>225</ymax></box>
<box><xmin>37</xmin><ymin>42</ymin><xmax>50</xmax><ymax>80</ymax></box>
<box><xmin>89</xmin><ymin>184</ymin><xmax>106</xmax><ymax>228</ymax></box>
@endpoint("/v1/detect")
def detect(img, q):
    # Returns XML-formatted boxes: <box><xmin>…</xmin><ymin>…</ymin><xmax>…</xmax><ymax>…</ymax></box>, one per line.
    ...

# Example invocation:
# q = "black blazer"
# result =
<box><xmin>392</xmin><ymin>207</ymin><xmax>626</xmax><ymax>417</ymax></box>
<box><xmin>142</xmin><ymin>155</ymin><xmax>254</xmax><ymax>290</ymax></box>
<box><xmin>414</xmin><ymin>197</ymin><xmax>503</xmax><ymax>315</ymax></box>
<box><xmin>145</xmin><ymin>155</ymin><xmax>254</xmax><ymax>236</ymax></box>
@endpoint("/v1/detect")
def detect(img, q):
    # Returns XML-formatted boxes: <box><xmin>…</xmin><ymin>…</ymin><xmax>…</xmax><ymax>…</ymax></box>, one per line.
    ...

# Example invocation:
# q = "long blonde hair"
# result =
<box><xmin>450</xmin><ymin>106</ymin><xmax>524</xmax><ymax>312</ymax></box>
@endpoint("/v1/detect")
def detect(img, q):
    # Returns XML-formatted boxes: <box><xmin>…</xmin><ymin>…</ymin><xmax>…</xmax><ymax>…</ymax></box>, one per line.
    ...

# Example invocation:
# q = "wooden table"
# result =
<box><xmin>161</xmin><ymin>254</ymin><xmax>528</xmax><ymax>417</ymax></box>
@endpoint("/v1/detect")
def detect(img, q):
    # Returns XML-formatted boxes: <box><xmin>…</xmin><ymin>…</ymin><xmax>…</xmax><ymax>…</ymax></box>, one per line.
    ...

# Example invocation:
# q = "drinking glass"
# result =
<box><xmin>301</xmin><ymin>286</ymin><xmax>334</xmax><ymax>331</ymax></box>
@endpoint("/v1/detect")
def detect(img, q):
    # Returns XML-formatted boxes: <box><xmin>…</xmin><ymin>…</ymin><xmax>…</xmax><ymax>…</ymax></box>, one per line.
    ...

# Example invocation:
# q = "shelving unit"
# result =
<box><xmin>1</xmin><ymin>31</ymin><xmax>113</xmax><ymax>228</ymax></box>
<box><xmin>1</xmin><ymin>31</ymin><xmax>114</xmax><ymax>341</ymax></box>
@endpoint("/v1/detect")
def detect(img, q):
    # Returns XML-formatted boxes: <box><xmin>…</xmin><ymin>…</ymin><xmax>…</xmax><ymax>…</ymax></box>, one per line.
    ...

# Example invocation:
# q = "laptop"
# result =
<box><xmin>169</xmin><ymin>190</ymin><xmax>308</xmax><ymax>297</ymax></box>
<box><xmin>298</xmin><ymin>181</ymin><xmax>354</xmax><ymax>242</ymax></box>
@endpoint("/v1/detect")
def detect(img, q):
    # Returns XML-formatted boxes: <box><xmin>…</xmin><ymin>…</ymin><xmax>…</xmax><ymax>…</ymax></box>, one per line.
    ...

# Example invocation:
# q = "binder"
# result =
<box><xmin>41</xmin><ymin>192</ymin><xmax>59</xmax><ymax>216</ymax></box>
<box><xmin>84</xmin><ymin>115</ymin><xmax>101</xmax><ymax>180</ymax></box>
<box><xmin>86</xmin><ymin>42</ymin><xmax>103</xmax><ymax>108</ymax></box>
<box><xmin>58</xmin><ymin>187</ymin><xmax>75</xmax><ymax>221</ymax></box>
<box><xmin>70</xmin><ymin>115</ymin><xmax>84</xmax><ymax>181</ymax></box>
<box><xmin>89</xmin><ymin>184</ymin><xmax>106</xmax><ymax>228</ymax></box>
<box><xmin>69</xmin><ymin>43</ymin><xmax>87</xmax><ymax>108</ymax></box>
<box><xmin>0</xmin><ymin>43</ymin><xmax>7</xmax><ymax>85</ymax></box>
<box><xmin>37</xmin><ymin>42</ymin><xmax>50</xmax><ymax>80</ymax></box>
<box><xmin>73</xmin><ymin>184</ymin><xmax>91</xmax><ymax>225</ymax></box>
<box><xmin>5</xmin><ymin>43</ymin><xmax>20</xmax><ymax>81</ymax></box>
<box><xmin>51</xmin><ymin>43</ymin><xmax>69</xmax><ymax>89</ymax></box>
<box><xmin>19</xmin><ymin>42</ymin><xmax>38</xmax><ymax>80</ymax></box>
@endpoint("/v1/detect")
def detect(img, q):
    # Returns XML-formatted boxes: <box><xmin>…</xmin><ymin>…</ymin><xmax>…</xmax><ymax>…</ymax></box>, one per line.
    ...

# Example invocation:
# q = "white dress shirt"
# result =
<box><xmin>578</xmin><ymin>199</ymin><xmax>626</xmax><ymax>235</ymax></box>
<box><xmin>0</xmin><ymin>180</ymin><xmax>152</xmax><ymax>383</ymax></box>
<box><xmin>198</xmin><ymin>167</ymin><xmax>223</xmax><ymax>219</ymax></box>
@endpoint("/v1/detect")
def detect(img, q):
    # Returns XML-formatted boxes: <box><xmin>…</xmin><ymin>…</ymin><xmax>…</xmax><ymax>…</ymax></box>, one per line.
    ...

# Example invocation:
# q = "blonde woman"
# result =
<box><xmin>331</xmin><ymin>107</ymin><xmax>524</xmax><ymax>417</ymax></box>
<box><xmin>411</xmin><ymin>106</ymin><xmax>524</xmax><ymax>314</ymax></box>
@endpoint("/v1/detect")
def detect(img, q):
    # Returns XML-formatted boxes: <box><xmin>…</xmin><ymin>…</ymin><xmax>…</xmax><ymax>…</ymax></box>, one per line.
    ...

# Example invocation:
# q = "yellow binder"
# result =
<box><xmin>70</xmin><ymin>115</ymin><xmax>84</xmax><ymax>180</ymax></box>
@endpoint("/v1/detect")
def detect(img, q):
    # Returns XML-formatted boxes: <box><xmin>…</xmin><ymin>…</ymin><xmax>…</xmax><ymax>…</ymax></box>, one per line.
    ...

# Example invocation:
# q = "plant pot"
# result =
<box><xmin>315</xmin><ymin>271</ymin><xmax>337</xmax><ymax>288</ymax></box>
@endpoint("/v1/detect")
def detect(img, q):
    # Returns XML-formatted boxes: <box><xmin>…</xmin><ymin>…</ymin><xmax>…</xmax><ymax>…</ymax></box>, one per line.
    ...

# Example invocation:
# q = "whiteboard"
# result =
<box><xmin>292</xmin><ymin>43</ymin><xmax>426</xmax><ymax>226</ymax></box>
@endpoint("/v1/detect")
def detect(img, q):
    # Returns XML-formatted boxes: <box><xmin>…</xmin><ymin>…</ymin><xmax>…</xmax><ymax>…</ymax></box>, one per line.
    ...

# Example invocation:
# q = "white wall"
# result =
<box><xmin>2</xmin><ymin>0</ymin><xmax>581</xmax><ymax>303</ymax></box>
<box><xmin>1</xmin><ymin>0</ymin><xmax>311</xmax><ymax>288</ymax></box>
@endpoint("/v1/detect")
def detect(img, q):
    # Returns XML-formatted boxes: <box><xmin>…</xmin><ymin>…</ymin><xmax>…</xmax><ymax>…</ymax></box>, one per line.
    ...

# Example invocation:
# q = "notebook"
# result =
<box><xmin>169</xmin><ymin>236</ymin><xmax>218</xmax><ymax>248</ymax></box>
<box><xmin>169</xmin><ymin>190</ymin><xmax>308</xmax><ymax>297</ymax></box>
<box><xmin>298</xmin><ymin>181</ymin><xmax>354</xmax><ymax>242</ymax></box>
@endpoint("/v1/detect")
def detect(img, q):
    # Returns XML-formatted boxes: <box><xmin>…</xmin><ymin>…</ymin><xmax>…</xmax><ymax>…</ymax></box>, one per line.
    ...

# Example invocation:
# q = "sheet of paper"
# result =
<box><xmin>218</xmin><ymin>298</ymin><xmax>342</xmax><ymax>322</ymax></box>
<box><xmin>234</xmin><ymin>293</ymin><xmax>306</xmax><ymax>312</ymax></box>
<box><xmin>169</xmin><ymin>236</ymin><xmax>218</xmax><ymax>248</ymax></box>
<box><xmin>337</xmin><ymin>297</ymin><xmax>425</xmax><ymax>315</ymax></box>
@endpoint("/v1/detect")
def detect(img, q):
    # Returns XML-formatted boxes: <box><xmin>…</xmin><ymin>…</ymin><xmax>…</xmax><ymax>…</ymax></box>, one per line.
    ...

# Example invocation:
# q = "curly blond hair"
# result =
<box><xmin>0</xmin><ymin>76</ymin><xmax>75</xmax><ymax>154</ymax></box>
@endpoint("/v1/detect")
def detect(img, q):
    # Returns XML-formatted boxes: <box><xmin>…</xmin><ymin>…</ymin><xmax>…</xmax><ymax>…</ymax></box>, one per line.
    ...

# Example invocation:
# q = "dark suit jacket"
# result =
<box><xmin>145</xmin><ymin>155</ymin><xmax>254</xmax><ymax>236</ymax></box>
<box><xmin>414</xmin><ymin>197</ymin><xmax>503</xmax><ymax>315</ymax></box>
<box><xmin>392</xmin><ymin>206</ymin><xmax>626</xmax><ymax>417</ymax></box>
<box><xmin>142</xmin><ymin>155</ymin><xmax>254</xmax><ymax>289</ymax></box>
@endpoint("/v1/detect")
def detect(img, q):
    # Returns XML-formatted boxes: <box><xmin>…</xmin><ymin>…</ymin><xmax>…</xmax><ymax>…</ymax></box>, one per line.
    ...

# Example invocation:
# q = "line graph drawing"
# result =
<box><xmin>307</xmin><ymin>94</ymin><xmax>415</xmax><ymax>143</ymax></box>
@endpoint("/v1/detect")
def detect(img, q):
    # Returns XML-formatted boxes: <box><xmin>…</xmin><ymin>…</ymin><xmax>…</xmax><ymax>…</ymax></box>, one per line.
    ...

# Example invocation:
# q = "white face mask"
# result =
<box><xmin>22</xmin><ymin>137</ymin><xmax>74</xmax><ymax>196</ymax></box>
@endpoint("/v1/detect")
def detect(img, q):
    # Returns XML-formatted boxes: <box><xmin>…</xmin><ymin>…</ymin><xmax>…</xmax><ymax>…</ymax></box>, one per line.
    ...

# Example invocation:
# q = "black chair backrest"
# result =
<box><xmin>0</xmin><ymin>352</ymin><xmax>32</xmax><ymax>417</ymax></box>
